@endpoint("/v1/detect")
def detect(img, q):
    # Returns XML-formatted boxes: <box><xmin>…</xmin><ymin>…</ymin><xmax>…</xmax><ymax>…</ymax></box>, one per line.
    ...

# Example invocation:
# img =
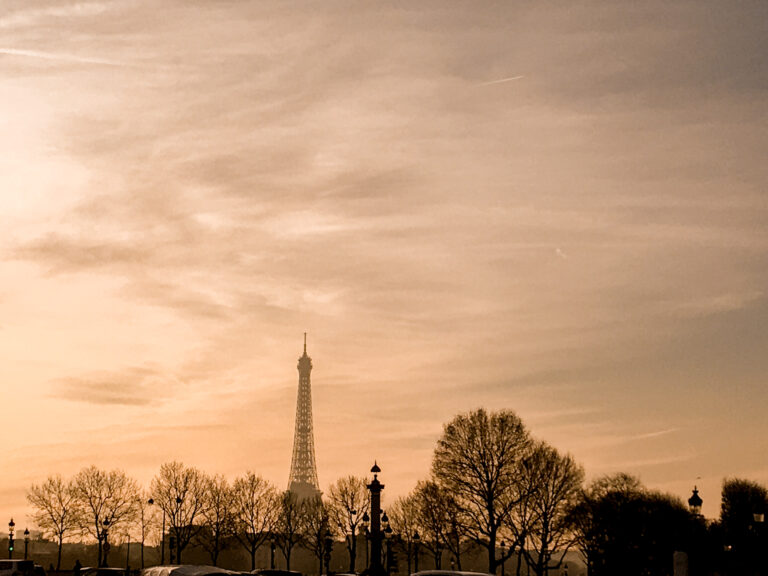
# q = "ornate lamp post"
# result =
<box><xmin>270</xmin><ymin>536</ymin><xmax>276</xmax><ymax>570</ymax></box>
<box><xmin>383</xmin><ymin>524</ymin><xmax>393</xmax><ymax>576</ymax></box>
<box><xmin>23</xmin><ymin>529</ymin><xmax>29</xmax><ymax>561</ymax></box>
<box><xmin>366</xmin><ymin>462</ymin><xmax>385</xmax><ymax>576</ymax></box>
<box><xmin>688</xmin><ymin>486</ymin><xmax>703</xmax><ymax>517</ymax></box>
<box><xmin>8</xmin><ymin>519</ymin><xmax>15</xmax><ymax>559</ymax></box>
<box><xmin>102</xmin><ymin>519</ymin><xmax>111</xmax><ymax>567</ymax></box>
<box><xmin>499</xmin><ymin>541</ymin><xmax>506</xmax><ymax>576</ymax></box>
<box><xmin>414</xmin><ymin>531</ymin><xmax>420</xmax><ymax>573</ymax></box>
<box><xmin>362</xmin><ymin>513</ymin><xmax>370</xmax><ymax>568</ymax></box>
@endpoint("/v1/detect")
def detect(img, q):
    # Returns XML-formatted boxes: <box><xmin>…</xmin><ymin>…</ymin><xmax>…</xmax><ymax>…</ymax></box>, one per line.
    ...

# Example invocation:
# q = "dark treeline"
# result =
<box><xmin>25</xmin><ymin>409</ymin><xmax>768</xmax><ymax>576</ymax></box>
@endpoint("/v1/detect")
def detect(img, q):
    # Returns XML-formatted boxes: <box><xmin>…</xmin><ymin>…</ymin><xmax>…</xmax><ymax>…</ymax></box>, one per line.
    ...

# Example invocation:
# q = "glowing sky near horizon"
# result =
<box><xmin>1</xmin><ymin>0</ymin><xmax>767</xmax><ymax>523</ymax></box>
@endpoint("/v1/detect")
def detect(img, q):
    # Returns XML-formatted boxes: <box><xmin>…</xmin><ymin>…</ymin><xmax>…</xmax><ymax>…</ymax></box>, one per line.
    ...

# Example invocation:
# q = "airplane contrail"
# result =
<box><xmin>0</xmin><ymin>47</ymin><xmax>130</xmax><ymax>67</ymax></box>
<box><xmin>478</xmin><ymin>75</ymin><xmax>524</xmax><ymax>86</ymax></box>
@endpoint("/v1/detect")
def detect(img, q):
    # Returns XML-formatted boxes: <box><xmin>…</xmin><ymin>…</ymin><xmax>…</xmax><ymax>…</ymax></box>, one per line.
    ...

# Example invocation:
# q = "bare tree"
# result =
<box><xmin>27</xmin><ymin>475</ymin><xmax>78</xmax><ymax>570</ymax></box>
<box><xmin>327</xmin><ymin>476</ymin><xmax>369</xmax><ymax>573</ymax></box>
<box><xmin>300</xmin><ymin>495</ymin><xmax>332</xmax><ymax>575</ymax></box>
<box><xmin>196</xmin><ymin>474</ymin><xmax>235</xmax><ymax>566</ymax></box>
<box><xmin>72</xmin><ymin>466</ymin><xmax>140</xmax><ymax>567</ymax></box>
<box><xmin>432</xmin><ymin>409</ymin><xmax>533</xmax><ymax>573</ymax></box>
<box><xmin>150</xmin><ymin>461</ymin><xmax>208</xmax><ymax>564</ymax></box>
<box><xmin>413</xmin><ymin>480</ymin><xmax>451</xmax><ymax>569</ymax></box>
<box><xmin>232</xmin><ymin>472</ymin><xmax>280</xmax><ymax>571</ymax></box>
<box><xmin>388</xmin><ymin>494</ymin><xmax>420</xmax><ymax>574</ymax></box>
<box><xmin>514</xmin><ymin>443</ymin><xmax>584</xmax><ymax>576</ymax></box>
<box><xmin>443</xmin><ymin>494</ymin><xmax>473</xmax><ymax>571</ymax></box>
<box><xmin>276</xmin><ymin>491</ymin><xmax>304</xmax><ymax>570</ymax></box>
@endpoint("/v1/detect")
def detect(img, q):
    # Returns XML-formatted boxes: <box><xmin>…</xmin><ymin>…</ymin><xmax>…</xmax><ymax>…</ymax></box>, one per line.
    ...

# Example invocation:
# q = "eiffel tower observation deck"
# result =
<box><xmin>288</xmin><ymin>333</ymin><xmax>321</xmax><ymax>499</ymax></box>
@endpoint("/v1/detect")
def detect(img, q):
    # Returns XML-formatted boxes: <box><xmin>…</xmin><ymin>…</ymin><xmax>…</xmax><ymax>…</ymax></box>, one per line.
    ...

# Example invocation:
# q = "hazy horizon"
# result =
<box><xmin>2</xmin><ymin>0</ymin><xmax>767</xmax><ymax>525</ymax></box>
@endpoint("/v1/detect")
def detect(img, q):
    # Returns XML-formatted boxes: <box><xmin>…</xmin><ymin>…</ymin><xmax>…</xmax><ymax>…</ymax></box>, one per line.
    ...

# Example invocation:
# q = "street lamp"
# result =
<box><xmin>499</xmin><ymin>540</ymin><xmax>506</xmax><ymax>576</ymax></box>
<box><xmin>362</xmin><ymin>512</ymin><xmax>370</xmax><ymax>567</ymax></box>
<box><xmin>102</xmin><ymin>519</ymin><xmax>111</xmax><ymax>567</ymax></box>
<box><xmin>688</xmin><ymin>486</ymin><xmax>703</xmax><ymax>517</ymax></box>
<box><xmin>324</xmin><ymin>529</ymin><xmax>334</xmax><ymax>575</ymax></box>
<box><xmin>348</xmin><ymin>508</ymin><xmax>357</xmax><ymax>571</ymax></box>
<box><xmin>270</xmin><ymin>536</ymin><xmax>276</xmax><ymax>570</ymax></box>
<box><xmin>383</xmin><ymin>525</ymin><xmax>393</xmax><ymax>576</ymax></box>
<box><xmin>165</xmin><ymin>496</ymin><xmax>183</xmax><ymax>565</ymax></box>
<box><xmin>8</xmin><ymin>518</ymin><xmax>15</xmax><ymax>559</ymax></box>
<box><xmin>366</xmin><ymin>462</ymin><xmax>385</xmax><ymax>576</ymax></box>
<box><xmin>23</xmin><ymin>528</ymin><xmax>29</xmax><ymax>561</ymax></box>
<box><xmin>148</xmin><ymin>498</ymin><xmax>167</xmax><ymax>565</ymax></box>
<box><xmin>413</xmin><ymin>531</ymin><xmax>420</xmax><ymax>573</ymax></box>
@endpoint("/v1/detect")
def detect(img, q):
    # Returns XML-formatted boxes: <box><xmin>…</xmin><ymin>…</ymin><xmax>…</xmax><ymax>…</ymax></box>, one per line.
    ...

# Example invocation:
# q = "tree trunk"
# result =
<box><xmin>56</xmin><ymin>537</ymin><xmax>63</xmax><ymax>571</ymax></box>
<box><xmin>488</xmin><ymin>540</ymin><xmax>498</xmax><ymax>574</ymax></box>
<box><xmin>250</xmin><ymin>545</ymin><xmax>256</xmax><ymax>571</ymax></box>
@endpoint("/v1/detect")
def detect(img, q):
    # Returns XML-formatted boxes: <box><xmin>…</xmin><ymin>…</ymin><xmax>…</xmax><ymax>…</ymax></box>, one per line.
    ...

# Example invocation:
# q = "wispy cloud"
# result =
<box><xmin>478</xmin><ymin>75</ymin><xmax>525</xmax><ymax>86</ymax></box>
<box><xmin>0</xmin><ymin>2</ymin><xmax>112</xmax><ymax>29</ymax></box>
<box><xmin>0</xmin><ymin>48</ymin><xmax>132</xmax><ymax>67</ymax></box>
<box><xmin>51</xmin><ymin>365</ymin><xmax>180</xmax><ymax>406</ymax></box>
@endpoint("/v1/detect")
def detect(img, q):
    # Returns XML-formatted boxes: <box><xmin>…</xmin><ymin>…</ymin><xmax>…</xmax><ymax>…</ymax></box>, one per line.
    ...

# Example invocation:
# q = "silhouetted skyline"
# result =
<box><xmin>1</xmin><ymin>0</ymin><xmax>767</xmax><ymax>523</ymax></box>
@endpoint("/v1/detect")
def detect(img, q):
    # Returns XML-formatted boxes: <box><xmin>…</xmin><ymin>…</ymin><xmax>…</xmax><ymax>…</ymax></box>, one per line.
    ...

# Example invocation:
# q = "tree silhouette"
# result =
<box><xmin>231</xmin><ymin>472</ymin><xmax>279</xmax><ymax>571</ymax></box>
<box><xmin>432</xmin><ymin>408</ymin><xmax>533</xmax><ymax>573</ymax></box>
<box><xmin>150</xmin><ymin>461</ymin><xmax>207</xmax><ymax>564</ymax></box>
<box><xmin>719</xmin><ymin>477</ymin><xmax>768</xmax><ymax>575</ymax></box>
<box><xmin>570</xmin><ymin>474</ymin><xmax>695</xmax><ymax>576</ymax></box>
<box><xmin>27</xmin><ymin>475</ymin><xmax>78</xmax><ymax>570</ymax></box>
<box><xmin>196</xmin><ymin>474</ymin><xmax>235</xmax><ymax>566</ymax></box>
<box><xmin>72</xmin><ymin>466</ymin><xmax>139</xmax><ymax>567</ymax></box>
<box><xmin>300</xmin><ymin>495</ymin><xmax>332</xmax><ymax>575</ymax></box>
<box><xmin>276</xmin><ymin>491</ymin><xmax>304</xmax><ymax>570</ymax></box>
<box><xmin>512</xmin><ymin>442</ymin><xmax>583</xmax><ymax>576</ymax></box>
<box><xmin>327</xmin><ymin>475</ymin><xmax>369</xmax><ymax>572</ymax></box>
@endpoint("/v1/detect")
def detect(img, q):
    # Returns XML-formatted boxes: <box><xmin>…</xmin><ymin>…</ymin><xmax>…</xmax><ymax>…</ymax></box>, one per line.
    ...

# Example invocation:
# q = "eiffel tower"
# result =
<box><xmin>288</xmin><ymin>333</ymin><xmax>321</xmax><ymax>499</ymax></box>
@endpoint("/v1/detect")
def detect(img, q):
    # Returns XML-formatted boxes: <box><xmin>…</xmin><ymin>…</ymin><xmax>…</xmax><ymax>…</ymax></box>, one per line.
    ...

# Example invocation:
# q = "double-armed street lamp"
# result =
<box><xmin>23</xmin><ymin>528</ymin><xmax>29</xmax><ymax>560</ymax></box>
<box><xmin>8</xmin><ymin>518</ymin><xmax>15</xmax><ymax>559</ymax></box>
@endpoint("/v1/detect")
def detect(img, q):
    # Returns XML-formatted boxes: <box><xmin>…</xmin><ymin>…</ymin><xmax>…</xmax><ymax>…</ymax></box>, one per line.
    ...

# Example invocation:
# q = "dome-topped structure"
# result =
<box><xmin>688</xmin><ymin>486</ymin><xmax>703</xmax><ymax>516</ymax></box>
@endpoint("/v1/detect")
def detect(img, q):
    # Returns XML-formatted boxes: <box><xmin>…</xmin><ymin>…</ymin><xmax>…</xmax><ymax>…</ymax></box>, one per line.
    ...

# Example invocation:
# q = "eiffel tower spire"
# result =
<box><xmin>288</xmin><ymin>333</ymin><xmax>321</xmax><ymax>499</ymax></box>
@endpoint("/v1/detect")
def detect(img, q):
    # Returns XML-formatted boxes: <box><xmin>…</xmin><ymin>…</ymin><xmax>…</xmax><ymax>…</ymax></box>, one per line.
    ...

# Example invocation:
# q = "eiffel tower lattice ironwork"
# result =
<box><xmin>288</xmin><ymin>333</ymin><xmax>321</xmax><ymax>499</ymax></box>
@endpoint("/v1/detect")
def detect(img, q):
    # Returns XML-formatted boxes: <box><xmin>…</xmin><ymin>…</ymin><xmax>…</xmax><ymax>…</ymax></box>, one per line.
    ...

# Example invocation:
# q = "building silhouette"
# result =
<box><xmin>288</xmin><ymin>333</ymin><xmax>321</xmax><ymax>499</ymax></box>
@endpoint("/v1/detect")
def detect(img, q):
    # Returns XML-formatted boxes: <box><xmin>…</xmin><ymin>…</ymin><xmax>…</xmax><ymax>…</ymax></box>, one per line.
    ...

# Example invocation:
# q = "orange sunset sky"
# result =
<box><xmin>1</xmin><ymin>0</ymin><xmax>767</xmax><ymax>524</ymax></box>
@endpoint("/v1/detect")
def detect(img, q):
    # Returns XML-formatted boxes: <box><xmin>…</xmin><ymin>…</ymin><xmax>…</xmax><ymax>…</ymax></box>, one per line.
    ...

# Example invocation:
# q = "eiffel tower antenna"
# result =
<box><xmin>288</xmin><ymin>333</ymin><xmax>321</xmax><ymax>499</ymax></box>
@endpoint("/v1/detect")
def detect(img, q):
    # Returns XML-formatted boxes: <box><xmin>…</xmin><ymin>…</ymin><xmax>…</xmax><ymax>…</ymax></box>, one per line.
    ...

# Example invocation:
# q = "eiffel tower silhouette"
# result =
<box><xmin>288</xmin><ymin>333</ymin><xmax>321</xmax><ymax>499</ymax></box>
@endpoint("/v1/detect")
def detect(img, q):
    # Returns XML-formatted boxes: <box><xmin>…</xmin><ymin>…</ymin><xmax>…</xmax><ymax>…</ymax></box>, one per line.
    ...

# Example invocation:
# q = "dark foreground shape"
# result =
<box><xmin>251</xmin><ymin>570</ymin><xmax>303</xmax><ymax>576</ymax></box>
<box><xmin>410</xmin><ymin>571</ymin><xmax>495</xmax><ymax>576</ymax></box>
